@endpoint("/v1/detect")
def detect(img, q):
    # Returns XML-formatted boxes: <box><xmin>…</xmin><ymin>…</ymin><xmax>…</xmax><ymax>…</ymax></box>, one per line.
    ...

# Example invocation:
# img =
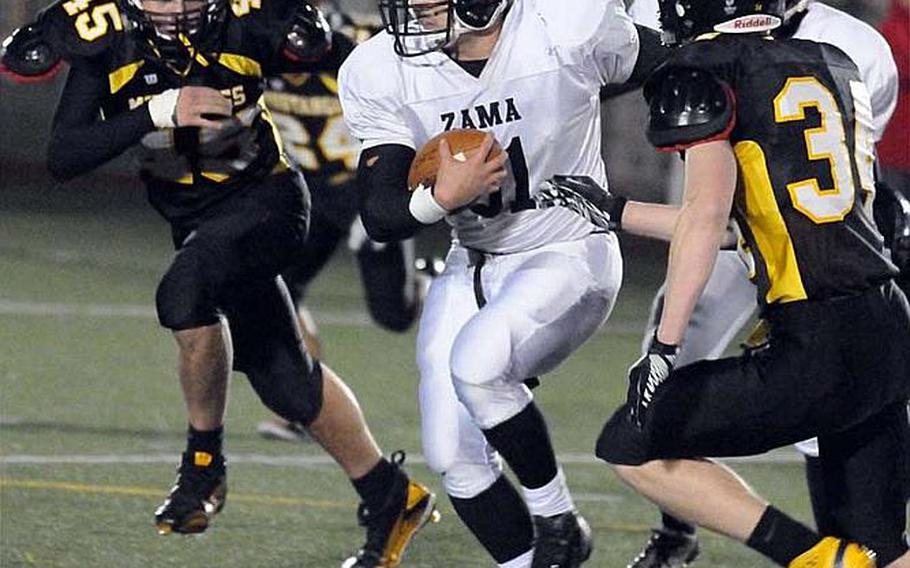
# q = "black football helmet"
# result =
<box><xmin>657</xmin><ymin>0</ymin><xmax>786</xmax><ymax>45</ymax></box>
<box><xmin>378</xmin><ymin>0</ymin><xmax>511</xmax><ymax>57</ymax></box>
<box><xmin>121</xmin><ymin>0</ymin><xmax>228</xmax><ymax>43</ymax></box>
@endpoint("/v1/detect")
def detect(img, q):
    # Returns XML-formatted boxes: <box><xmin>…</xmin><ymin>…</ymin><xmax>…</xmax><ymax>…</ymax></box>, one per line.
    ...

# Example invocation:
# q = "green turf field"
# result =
<box><xmin>1</xmin><ymin>186</ymin><xmax>816</xmax><ymax>568</ymax></box>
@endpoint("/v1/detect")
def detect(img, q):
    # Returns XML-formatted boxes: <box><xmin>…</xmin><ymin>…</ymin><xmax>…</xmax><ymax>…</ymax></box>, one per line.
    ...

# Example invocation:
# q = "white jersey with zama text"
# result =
<box><xmin>339</xmin><ymin>0</ymin><xmax>640</xmax><ymax>253</ymax></box>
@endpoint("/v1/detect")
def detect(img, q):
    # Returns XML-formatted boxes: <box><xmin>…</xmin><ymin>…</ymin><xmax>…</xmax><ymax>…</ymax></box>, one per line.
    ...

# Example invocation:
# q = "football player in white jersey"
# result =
<box><xmin>599</xmin><ymin>1</ymin><xmax>901</xmax><ymax>566</ymax></box>
<box><xmin>338</xmin><ymin>1</ymin><xmax>667</xmax><ymax>565</ymax></box>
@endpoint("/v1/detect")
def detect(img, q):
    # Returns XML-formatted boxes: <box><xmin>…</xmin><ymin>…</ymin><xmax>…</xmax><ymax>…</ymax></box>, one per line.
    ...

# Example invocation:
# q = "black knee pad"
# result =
<box><xmin>243</xmin><ymin>355</ymin><xmax>325</xmax><ymax>427</ymax></box>
<box><xmin>156</xmin><ymin>252</ymin><xmax>220</xmax><ymax>330</ymax></box>
<box><xmin>357</xmin><ymin>242</ymin><xmax>418</xmax><ymax>333</ymax></box>
<box><xmin>366</xmin><ymin>294</ymin><xmax>418</xmax><ymax>333</ymax></box>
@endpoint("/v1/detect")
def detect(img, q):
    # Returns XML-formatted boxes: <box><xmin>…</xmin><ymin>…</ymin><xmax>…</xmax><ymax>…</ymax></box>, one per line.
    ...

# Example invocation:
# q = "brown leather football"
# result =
<box><xmin>407</xmin><ymin>129</ymin><xmax>503</xmax><ymax>191</ymax></box>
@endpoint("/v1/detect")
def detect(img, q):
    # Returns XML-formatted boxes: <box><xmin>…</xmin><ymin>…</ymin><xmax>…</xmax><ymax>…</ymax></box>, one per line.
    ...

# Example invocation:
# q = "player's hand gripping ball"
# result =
<box><xmin>407</xmin><ymin>128</ymin><xmax>504</xmax><ymax>191</ymax></box>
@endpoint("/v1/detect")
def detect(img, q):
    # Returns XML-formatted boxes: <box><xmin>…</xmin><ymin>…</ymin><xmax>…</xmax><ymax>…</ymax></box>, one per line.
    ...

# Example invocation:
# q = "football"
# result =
<box><xmin>407</xmin><ymin>129</ymin><xmax>503</xmax><ymax>191</ymax></box>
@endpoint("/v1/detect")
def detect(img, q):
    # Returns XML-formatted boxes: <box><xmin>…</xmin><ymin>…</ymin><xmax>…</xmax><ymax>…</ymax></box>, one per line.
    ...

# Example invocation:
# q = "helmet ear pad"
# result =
<box><xmin>453</xmin><ymin>0</ymin><xmax>505</xmax><ymax>29</ymax></box>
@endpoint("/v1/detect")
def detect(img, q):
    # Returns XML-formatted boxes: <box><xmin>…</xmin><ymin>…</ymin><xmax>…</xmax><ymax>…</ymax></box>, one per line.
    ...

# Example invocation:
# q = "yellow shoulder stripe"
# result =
<box><xmin>108</xmin><ymin>61</ymin><xmax>144</xmax><ymax>94</ymax></box>
<box><xmin>319</xmin><ymin>74</ymin><xmax>339</xmax><ymax>94</ymax></box>
<box><xmin>218</xmin><ymin>53</ymin><xmax>262</xmax><ymax>77</ymax></box>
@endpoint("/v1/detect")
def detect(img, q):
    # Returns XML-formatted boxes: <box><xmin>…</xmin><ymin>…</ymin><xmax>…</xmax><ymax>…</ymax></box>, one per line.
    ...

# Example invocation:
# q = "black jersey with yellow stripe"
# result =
<box><xmin>651</xmin><ymin>35</ymin><xmax>898</xmax><ymax>306</ymax></box>
<box><xmin>263</xmin><ymin>15</ymin><xmax>372</xmax><ymax>190</ymax></box>
<box><xmin>41</xmin><ymin>0</ymin><xmax>304</xmax><ymax>223</ymax></box>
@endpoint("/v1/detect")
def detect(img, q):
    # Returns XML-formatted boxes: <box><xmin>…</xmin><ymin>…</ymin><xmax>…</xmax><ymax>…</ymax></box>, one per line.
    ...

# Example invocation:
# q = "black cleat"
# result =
<box><xmin>154</xmin><ymin>451</ymin><xmax>227</xmax><ymax>535</ymax></box>
<box><xmin>628</xmin><ymin>529</ymin><xmax>700</xmax><ymax>568</ymax></box>
<box><xmin>342</xmin><ymin>452</ymin><xmax>440</xmax><ymax>568</ymax></box>
<box><xmin>531</xmin><ymin>511</ymin><xmax>593</xmax><ymax>568</ymax></box>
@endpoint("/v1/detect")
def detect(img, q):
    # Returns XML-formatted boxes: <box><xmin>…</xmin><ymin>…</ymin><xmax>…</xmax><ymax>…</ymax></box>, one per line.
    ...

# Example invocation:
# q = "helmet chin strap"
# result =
<box><xmin>784</xmin><ymin>0</ymin><xmax>810</xmax><ymax>21</ymax></box>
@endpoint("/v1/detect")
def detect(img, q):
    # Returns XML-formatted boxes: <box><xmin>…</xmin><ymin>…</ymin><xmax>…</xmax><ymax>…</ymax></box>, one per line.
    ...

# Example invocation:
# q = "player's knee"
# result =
<box><xmin>155</xmin><ymin>263</ymin><xmax>218</xmax><ymax>330</ymax></box>
<box><xmin>366</xmin><ymin>295</ymin><xmax>417</xmax><ymax>333</ymax></box>
<box><xmin>245</xmin><ymin>357</ymin><xmax>324</xmax><ymax>427</ymax></box>
<box><xmin>422</xmin><ymin>437</ymin><xmax>457</xmax><ymax>475</ymax></box>
<box><xmin>451</xmin><ymin>377</ymin><xmax>531</xmax><ymax>430</ymax></box>
<box><xmin>441</xmin><ymin>461</ymin><xmax>503</xmax><ymax>499</ymax></box>
<box><xmin>611</xmin><ymin>461</ymin><xmax>665</xmax><ymax>494</ymax></box>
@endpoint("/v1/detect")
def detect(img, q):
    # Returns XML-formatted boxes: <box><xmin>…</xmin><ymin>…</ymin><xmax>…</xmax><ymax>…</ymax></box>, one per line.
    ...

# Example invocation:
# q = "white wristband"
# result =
<box><xmin>408</xmin><ymin>183</ymin><xmax>448</xmax><ymax>224</ymax></box>
<box><xmin>147</xmin><ymin>88</ymin><xmax>180</xmax><ymax>128</ymax></box>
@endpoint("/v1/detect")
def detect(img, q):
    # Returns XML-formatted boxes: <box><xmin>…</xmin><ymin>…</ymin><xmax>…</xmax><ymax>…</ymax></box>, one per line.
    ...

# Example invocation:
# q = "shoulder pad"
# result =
<box><xmin>38</xmin><ymin>0</ymin><xmax>124</xmax><ymax>64</ymax></box>
<box><xmin>1</xmin><ymin>23</ymin><xmax>63</xmax><ymax>81</ymax></box>
<box><xmin>644</xmin><ymin>65</ymin><xmax>735</xmax><ymax>151</ymax></box>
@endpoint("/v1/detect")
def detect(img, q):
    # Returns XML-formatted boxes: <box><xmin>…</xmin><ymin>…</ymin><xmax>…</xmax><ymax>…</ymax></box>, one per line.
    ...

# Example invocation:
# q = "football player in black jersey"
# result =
<box><xmin>258</xmin><ymin>3</ymin><xmax>425</xmax><ymax>443</ymax></box>
<box><xmin>583</xmin><ymin>1</ymin><xmax>909</xmax><ymax>567</ymax></box>
<box><xmin>1</xmin><ymin>2</ymin><xmax>436</xmax><ymax>565</ymax></box>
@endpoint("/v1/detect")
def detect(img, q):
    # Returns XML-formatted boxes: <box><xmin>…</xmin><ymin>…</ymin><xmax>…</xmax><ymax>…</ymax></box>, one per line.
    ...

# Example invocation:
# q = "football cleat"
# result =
<box><xmin>342</xmin><ymin>453</ymin><xmax>440</xmax><ymax>568</ymax></box>
<box><xmin>154</xmin><ymin>451</ymin><xmax>227</xmax><ymax>535</ymax></box>
<box><xmin>530</xmin><ymin>511</ymin><xmax>593</xmax><ymax>568</ymax></box>
<box><xmin>788</xmin><ymin>537</ymin><xmax>877</xmax><ymax>568</ymax></box>
<box><xmin>627</xmin><ymin>530</ymin><xmax>700</xmax><ymax>568</ymax></box>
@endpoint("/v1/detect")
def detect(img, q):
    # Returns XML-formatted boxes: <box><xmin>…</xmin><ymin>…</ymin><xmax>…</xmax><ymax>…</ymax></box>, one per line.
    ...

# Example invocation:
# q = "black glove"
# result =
<box><xmin>283</xmin><ymin>2</ymin><xmax>332</xmax><ymax>62</ymax></box>
<box><xmin>627</xmin><ymin>335</ymin><xmax>678</xmax><ymax>431</ymax></box>
<box><xmin>534</xmin><ymin>175</ymin><xmax>627</xmax><ymax>231</ymax></box>
<box><xmin>0</xmin><ymin>23</ymin><xmax>62</xmax><ymax>81</ymax></box>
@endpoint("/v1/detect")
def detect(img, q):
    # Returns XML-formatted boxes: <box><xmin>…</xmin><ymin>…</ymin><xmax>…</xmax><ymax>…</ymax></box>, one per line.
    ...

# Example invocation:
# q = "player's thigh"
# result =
<box><xmin>599</xmin><ymin>338</ymin><xmax>844</xmax><ymax>464</ymax></box>
<box><xmin>192</xmin><ymin>173</ymin><xmax>309</xmax><ymax>286</ymax></box>
<box><xmin>416</xmin><ymin>248</ymin><xmax>491</xmax><ymax>473</ymax></box>
<box><xmin>281</xmin><ymin>208</ymin><xmax>344</xmax><ymax>301</ymax></box>
<box><xmin>470</xmin><ymin>233</ymin><xmax>622</xmax><ymax>381</ymax></box>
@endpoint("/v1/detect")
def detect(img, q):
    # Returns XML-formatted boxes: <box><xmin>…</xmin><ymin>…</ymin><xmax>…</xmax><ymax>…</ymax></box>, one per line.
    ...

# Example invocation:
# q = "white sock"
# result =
<box><xmin>499</xmin><ymin>548</ymin><xmax>533</xmax><ymax>568</ymax></box>
<box><xmin>521</xmin><ymin>468</ymin><xmax>575</xmax><ymax>518</ymax></box>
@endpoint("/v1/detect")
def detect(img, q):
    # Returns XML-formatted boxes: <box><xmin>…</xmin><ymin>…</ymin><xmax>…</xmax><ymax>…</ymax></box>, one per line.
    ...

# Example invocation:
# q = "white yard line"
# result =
<box><xmin>0</xmin><ymin>449</ymin><xmax>805</xmax><ymax>467</ymax></box>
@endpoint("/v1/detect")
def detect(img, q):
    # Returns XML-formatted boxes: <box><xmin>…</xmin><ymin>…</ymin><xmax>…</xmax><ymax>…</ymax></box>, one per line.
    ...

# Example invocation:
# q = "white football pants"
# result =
<box><xmin>418</xmin><ymin>232</ymin><xmax>622</xmax><ymax>498</ymax></box>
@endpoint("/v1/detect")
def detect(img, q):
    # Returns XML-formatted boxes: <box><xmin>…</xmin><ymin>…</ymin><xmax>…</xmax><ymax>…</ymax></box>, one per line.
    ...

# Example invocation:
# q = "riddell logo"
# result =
<box><xmin>715</xmin><ymin>14</ymin><xmax>782</xmax><ymax>33</ymax></box>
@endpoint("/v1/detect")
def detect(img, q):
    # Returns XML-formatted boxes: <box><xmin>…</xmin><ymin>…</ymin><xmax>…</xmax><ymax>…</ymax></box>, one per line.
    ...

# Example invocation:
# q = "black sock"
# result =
<box><xmin>352</xmin><ymin>458</ymin><xmax>400</xmax><ymax>512</ymax></box>
<box><xmin>482</xmin><ymin>402</ymin><xmax>558</xmax><ymax>489</ymax></box>
<box><xmin>662</xmin><ymin>511</ymin><xmax>696</xmax><ymax>535</ymax></box>
<box><xmin>450</xmin><ymin>476</ymin><xmax>534</xmax><ymax>563</ymax></box>
<box><xmin>746</xmin><ymin>506</ymin><xmax>821</xmax><ymax>566</ymax></box>
<box><xmin>804</xmin><ymin>456</ymin><xmax>837</xmax><ymax>535</ymax></box>
<box><xmin>187</xmin><ymin>425</ymin><xmax>223</xmax><ymax>458</ymax></box>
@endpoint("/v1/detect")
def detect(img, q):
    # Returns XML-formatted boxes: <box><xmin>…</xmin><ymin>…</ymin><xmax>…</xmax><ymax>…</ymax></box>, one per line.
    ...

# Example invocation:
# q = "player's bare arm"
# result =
<box><xmin>655</xmin><ymin>140</ymin><xmax>737</xmax><ymax>346</ymax></box>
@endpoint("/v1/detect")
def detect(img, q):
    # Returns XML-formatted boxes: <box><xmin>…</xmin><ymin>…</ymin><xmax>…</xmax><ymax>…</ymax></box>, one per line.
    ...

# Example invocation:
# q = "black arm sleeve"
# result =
<box><xmin>357</xmin><ymin>143</ymin><xmax>424</xmax><ymax>243</ymax></box>
<box><xmin>47</xmin><ymin>65</ymin><xmax>155</xmax><ymax>182</ymax></box>
<box><xmin>601</xmin><ymin>25</ymin><xmax>670</xmax><ymax>99</ymax></box>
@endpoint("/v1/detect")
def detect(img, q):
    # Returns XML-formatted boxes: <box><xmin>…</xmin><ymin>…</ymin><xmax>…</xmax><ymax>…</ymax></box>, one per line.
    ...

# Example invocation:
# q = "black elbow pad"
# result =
<box><xmin>282</xmin><ymin>2</ymin><xmax>332</xmax><ymax>62</ymax></box>
<box><xmin>645</xmin><ymin>67</ymin><xmax>735</xmax><ymax>151</ymax></box>
<box><xmin>1</xmin><ymin>23</ymin><xmax>63</xmax><ymax>81</ymax></box>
